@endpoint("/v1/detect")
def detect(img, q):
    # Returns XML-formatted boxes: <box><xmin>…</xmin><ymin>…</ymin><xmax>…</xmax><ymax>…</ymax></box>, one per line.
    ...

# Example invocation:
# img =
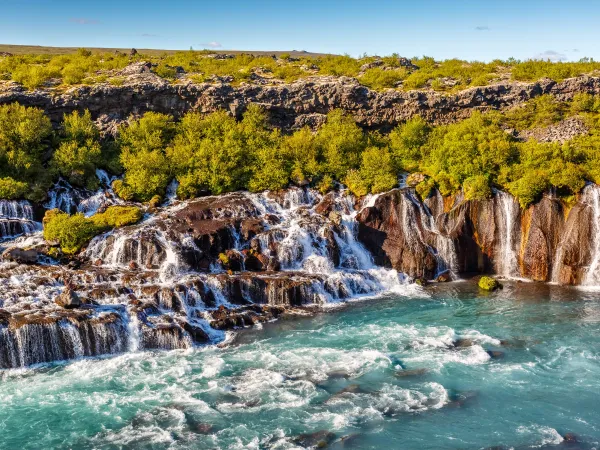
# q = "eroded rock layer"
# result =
<box><xmin>2</xmin><ymin>75</ymin><xmax>600</xmax><ymax>131</ymax></box>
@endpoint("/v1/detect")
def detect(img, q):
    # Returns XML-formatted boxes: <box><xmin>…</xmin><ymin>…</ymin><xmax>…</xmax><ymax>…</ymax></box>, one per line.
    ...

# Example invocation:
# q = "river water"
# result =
<box><xmin>0</xmin><ymin>280</ymin><xmax>599</xmax><ymax>449</ymax></box>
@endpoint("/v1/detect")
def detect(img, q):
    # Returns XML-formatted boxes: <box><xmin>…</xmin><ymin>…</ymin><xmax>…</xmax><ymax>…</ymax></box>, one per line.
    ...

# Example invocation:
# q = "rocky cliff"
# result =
<box><xmin>2</xmin><ymin>72</ymin><xmax>600</xmax><ymax>132</ymax></box>
<box><xmin>356</xmin><ymin>185</ymin><xmax>600</xmax><ymax>285</ymax></box>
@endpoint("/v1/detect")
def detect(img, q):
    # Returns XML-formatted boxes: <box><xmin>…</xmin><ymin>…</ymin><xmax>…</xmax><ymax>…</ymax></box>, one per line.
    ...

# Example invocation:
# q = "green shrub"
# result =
<box><xmin>11</xmin><ymin>64</ymin><xmax>59</xmax><ymax>89</ymax></box>
<box><xmin>463</xmin><ymin>175</ymin><xmax>492</xmax><ymax>200</ymax></box>
<box><xmin>248</xmin><ymin>145</ymin><xmax>290</xmax><ymax>192</ymax></box>
<box><xmin>317</xmin><ymin>110</ymin><xmax>366</xmax><ymax>179</ymax></box>
<box><xmin>90</xmin><ymin>206</ymin><xmax>143</xmax><ymax>228</ymax></box>
<box><xmin>570</xmin><ymin>93</ymin><xmax>600</xmax><ymax>114</ymax></box>
<box><xmin>316</xmin><ymin>55</ymin><xmax>362</xmax><ymax>77</ymax></box>
<box><xmin>51</xmin><ymin>110</ymin><xmax>101</xmax><ymax>188</ymax></box>
<box><xmin>503</xmin><ymin>95</ymin><xmax>564</xmax><ymax>129</ymax></box>
<box><xmin>355</xmin><ymin>146</ymin><xmax>397</xmax><ymax>194</ymax></box>
<box><xmin>422</xmin><ymin>112</ymin><xmax>517</xmax><ymax>194</ymax></box>
<box><xmin>43</xmin><ymin>206</ymin><xmax>143</xmax><ymax>255</ymax></box>
<box><xmin>507</xmin><ymin>170</ymin><xmax>549</xmax><ymax>208</ymax></box>
<box><xmin>389</xmin><ymin>116</ymin><xmax>431</xmax><ymax>172</ymax></box>
<box><xmin>359</xmin><ymin>67</ymin><xmax>407</xmax><ymax>90</ymax></box>
<box><xmin>415</xmin><ymin>178</ymin><xmax>435</xmax><ymax>200</ymax></box>
<box><xmin>281</xmin><ymin>127</ymin><xmax>321</xmax><ymax>185</ymax></box>
<box><xmin>43</xmin><ymin>209</ymin><xmax>99</xmax><ymax>255</ymax></box>
<box><xmin>119</xmin><ymin>112</ymin><xmax>176</xmax><ymax>201</ymax></box>
<box><xmin>111</xmin><ymin>179</ymin><xmax>135</xmax><ymax>201</ymax></box>
<box><xmin>0</xmin><ymin>103</ymin><xmax>53</xmax><ymax>199</ymax></box>
<box><xmin>168</xmin><ymin>106</ymin><xmax>273</xmax><ymax>197</ymax></box>
<box><xmin>512</xmin><ymin>59</ymin><xmax>600</xmax><ymax>82</ymax></box>
<box><xmin>344</xmin><ymin>169</ymin><xmax>369</xmax><ymax>197</ymax></box>
<box><xmin>154</xmin><ymin>64</ymin><xmax>178</xmax><ymax>79</ymax></box>
<box><xmin>0</xmin><ymin>177</ymin><xmax>28</xmax><ymax>199</ymax></box>
<box><xmin>62</xmin><ymin>63</ymin><xmax>87</xmax><ymax>84</ymax></box>
<box><xmin>317</xmin><ymin>174</ymin><xmax>334</xmax><ymax>194</ymax></box>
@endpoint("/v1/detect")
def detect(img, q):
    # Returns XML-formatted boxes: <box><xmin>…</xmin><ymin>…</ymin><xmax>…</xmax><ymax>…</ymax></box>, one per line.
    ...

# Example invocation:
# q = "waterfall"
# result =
<box><xmin>164</xmin><ymin>179</ymin><xmax>180</xmax><ymax>206</ymax></box>
<box><xmin>244</xmin><ymin>188</ymin><xmax>409</xmax><ymax>298</ymax></box>
<box><xmin>409</xmin><ymin>191</ymin><xmax>459</xmax><ymax>279</ymax></box>
<box><xmin>0</xmin><ymin>200</ymin><xmax>42</xmax><ymax>240</ymax></box>
<box><xmin>0</xmin><ymin>317</ymin><xmax>128</xmax><ymax>369</ymax></box>
<box><xmin>44</xmin><ymin>172</ymin><xmax>123</xmax><ymax>217</ymax></box>
<box><xmin>582</xmin><ymin>185</ymin><xmax>600</xmax><ymax>286</ymax></box>
<box><xmin>494</xmin><ymin>191</ymin><xmax>521</xmax><ymax>278</ymax></box>
<box><xmin>1</xmin><ymin>186</ymin><xmax>420</xmax><ymax>369</ymax></box>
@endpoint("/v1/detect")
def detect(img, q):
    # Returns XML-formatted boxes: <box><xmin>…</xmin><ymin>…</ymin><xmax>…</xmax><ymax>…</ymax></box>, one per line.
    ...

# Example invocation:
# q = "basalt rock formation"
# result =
<box><xmin>2</xmin><ymin>73</ymin><xmax>600</xmax><ymax>132</ymax></box>
<box><xmin>356</xmin><ymin>184</ymin><xmax>600</xmax><ymax>284</ymax></box>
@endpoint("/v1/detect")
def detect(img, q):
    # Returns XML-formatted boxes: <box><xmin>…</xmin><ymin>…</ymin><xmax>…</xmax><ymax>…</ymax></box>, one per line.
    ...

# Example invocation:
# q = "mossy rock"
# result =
<box><xmin>478</xmin><ymin>276</ymin><xmax>502</xmax><ymax>291</ymax></box>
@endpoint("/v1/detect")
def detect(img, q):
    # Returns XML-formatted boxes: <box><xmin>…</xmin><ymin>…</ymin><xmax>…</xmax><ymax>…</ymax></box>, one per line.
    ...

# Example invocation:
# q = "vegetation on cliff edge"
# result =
<box><xmin>2</xmin><ymin>49</ymin><xmax>599</xmax><ymax>93</ymax></box>
<box><xmin>4</xmin><ymin>91</ymin><xmax>600</xmax><ymax>212</ymax></box>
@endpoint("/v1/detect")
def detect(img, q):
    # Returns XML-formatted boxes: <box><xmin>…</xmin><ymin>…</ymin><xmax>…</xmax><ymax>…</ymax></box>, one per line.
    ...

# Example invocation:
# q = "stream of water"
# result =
<box><xmin>1</xmin><ymin>281</ymin><xmax>598</xmax><ymax>449</ymax></box>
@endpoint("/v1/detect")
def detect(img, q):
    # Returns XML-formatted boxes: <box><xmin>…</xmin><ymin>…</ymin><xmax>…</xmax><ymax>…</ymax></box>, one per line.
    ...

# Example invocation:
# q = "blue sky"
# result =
<box><xmin>1</xmin><ymin>0</ymin><xmax>596</xmax><ymax>61</ymax></box>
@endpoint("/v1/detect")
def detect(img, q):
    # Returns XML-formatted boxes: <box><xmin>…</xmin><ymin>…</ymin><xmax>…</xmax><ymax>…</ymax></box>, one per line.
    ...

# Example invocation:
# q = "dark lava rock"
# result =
<box><xmin>54</xmin><ymin>288</ymin><xmax>82</xmax><ymax>309</ymax></box>
<box><xmin>2</xmin><ymin>247</ymin><xmax>39</xmax><ymax>264</ymax></box>
<box><xmin>395</xmin><ymin>368</ymin><xmax>429</xmax><ymax>378</ymax></box>
<box><xmin>436</xmin><ymin>270</ymin><xmax>451</xmax><ymax>282</ymax></box>
<box><xmin>486</xmin><ymin>350</ymin><xmax>505</xmax><ymax>359</ymax></box>
<box><xmin>294</xmin><ymin>430</ymin><xmax>336</xmax><ymax>448</ymax></box>
<box><xmin>452</xmin><ymin>338</ymin><xmax>475</xmax><ymax>348</ymax></box>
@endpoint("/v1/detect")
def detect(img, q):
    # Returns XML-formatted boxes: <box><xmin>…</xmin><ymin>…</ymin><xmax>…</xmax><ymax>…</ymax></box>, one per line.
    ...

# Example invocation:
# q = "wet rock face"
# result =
<box><xmin>3</xmin><ymin>74</ymin><xmax>600</xmax><ymax>131</ymax></box>
<box><xmin>357</xmin><ymin>190</ymin><xmax>437</xmax><ymax>278</ymax></box>
<box><xmin>520</xmin><ymin>197</ymin><xmax>566</xmax><ymax>281</ymax></box>
<box><xmin>552</xmin><ymin>202</ymin><xmax>593</xmax><ymax>285</ymax></box>
<box><xmin>356</xmin><ymin>186</ymin><xmax>600</xmax><ymax>285</ymax></box>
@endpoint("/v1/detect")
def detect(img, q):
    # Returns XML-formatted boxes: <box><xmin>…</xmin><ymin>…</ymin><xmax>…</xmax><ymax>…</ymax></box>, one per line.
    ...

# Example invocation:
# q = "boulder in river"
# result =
<box><xmin>54</xmin><ymin>288</ymin><xmax>82</xmax><ymax>309</ymax></box>
<box><xmin>478</xmin><ymin>276</ymin><xmax>501</xmax><ymax>291</ymax></box>
<box><xmin>2</xmin><ymin>247</ymin><xmax>39</xmax><ymax>264</ymax></box>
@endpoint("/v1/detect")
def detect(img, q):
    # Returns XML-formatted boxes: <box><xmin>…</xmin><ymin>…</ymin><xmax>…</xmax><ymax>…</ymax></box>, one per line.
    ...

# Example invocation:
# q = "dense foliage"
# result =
<box><xmin>43</xmin><ymin>206</ymin><xmax>143</xmax><ymax>254</ymax></box>
<box><xmin>4</xmin><ymin>90</ymin><xmax>600</xmax><ymax>211</ymax></box>
<box><xmin>0</xmin><ymin>103</ymin><xmax>53</xmax><ymax>200</ymax></box>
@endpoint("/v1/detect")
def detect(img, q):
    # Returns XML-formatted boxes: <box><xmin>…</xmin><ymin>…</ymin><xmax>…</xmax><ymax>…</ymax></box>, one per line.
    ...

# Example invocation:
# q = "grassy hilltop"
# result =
<box><xmin>1</xmin><ymin>44</ymin><xmax>600</xmax><ymax>91</ymax></box>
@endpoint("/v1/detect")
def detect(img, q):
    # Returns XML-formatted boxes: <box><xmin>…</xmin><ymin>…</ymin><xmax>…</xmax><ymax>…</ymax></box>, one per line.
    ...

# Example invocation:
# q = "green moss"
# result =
<box><xmin>90</xmin><ymin>206</ymin><xmax>143</xmax><ymax>228</ymax></box>
<box><xmin>478</xmin><ymin>276</ymin><xmax>502</xmax><ymax>291</ymax></box>
<box><xmin>218</xmin><ymin>253</ymin><xmax>230</xmax><ymax>266</ymax></box>
<box><xmin>148</xmin><ymin>195</ymin><xmax>162</xmax><ymax>209</ymax></box>
<box><xmin>43</xmin><ymin>206</ymin><xmax>143</xmax><ymax>255</ymax></box>
<box><xmin>111</xmin><ymin>180</ymin><xmax>135</xmax><ymax>201</ymax></box>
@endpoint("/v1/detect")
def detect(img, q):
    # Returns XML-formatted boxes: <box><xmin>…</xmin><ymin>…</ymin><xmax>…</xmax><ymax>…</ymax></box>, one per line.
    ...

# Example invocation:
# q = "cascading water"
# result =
<box><xmin>494</xmin><ymin>190</ymin><xmax>521</xmax><ymax>278</ymax></box>
<box><xmin>44</xmin><ymin>170</ymin><xmax>124</xmax><ymax>217</ymax></box>
<box><xmin>0</xmin><ymin>199</ymin><xmax>41</xmax><ymax>240</ymax></box>
<box><xmin>408</xmin><ymin>190</ymin><xmax>459</xmax><ymax>279</ymax></box>
<box><xmin>244</xmin><ymin>188</ymin><xmax>410</xmax><ymax>300</ymax></box>
<box><xmin>0</xmin><ymin>185</ymin><xmax>418</xmax><ymax>369</ymax></box>
<box><xmin>582</xmin><ymin>184</ymin><xmax>600</xmax><ymax>286</ymax></box>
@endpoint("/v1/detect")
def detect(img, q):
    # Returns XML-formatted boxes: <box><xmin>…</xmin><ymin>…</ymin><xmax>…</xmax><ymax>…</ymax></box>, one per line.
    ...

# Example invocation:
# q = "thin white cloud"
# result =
<box><xmin>69</xmin><ymin>18</ymin><xmax>99</xmax><ymax>25</ymax></box>
<box><xmin>475</xmin><ymin>26</ymin><xmax>490</xmax><ymax>31</ymax></box>
<box><xmin>204</xmin><ymin>41</ymin><xmax>222</xmax><ymax>48</ymax></box>
<box><xmin>534</xmin><ymin>50</ymin><xmax>567</xmax><ymax>62</ymax></box>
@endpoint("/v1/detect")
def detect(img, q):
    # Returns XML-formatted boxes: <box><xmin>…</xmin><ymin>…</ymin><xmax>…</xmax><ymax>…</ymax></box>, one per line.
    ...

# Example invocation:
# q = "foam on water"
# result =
<box><xmin>1</xmin><ymin>282</ymin><xmax>600</xmax><ymax>449</ymax></box>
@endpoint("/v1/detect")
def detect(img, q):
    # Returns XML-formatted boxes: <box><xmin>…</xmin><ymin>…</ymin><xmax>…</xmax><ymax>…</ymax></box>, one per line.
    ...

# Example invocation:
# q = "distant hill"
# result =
<box><xmin>0</xmin><ymin>43</ymin><xmax>331</xmax><ymax>58</ymax></box>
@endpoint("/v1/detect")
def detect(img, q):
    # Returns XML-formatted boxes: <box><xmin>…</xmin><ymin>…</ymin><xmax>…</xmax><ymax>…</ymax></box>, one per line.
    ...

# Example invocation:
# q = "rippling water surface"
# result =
<box><xmin>1</xmin><ymin>281</ymin><xmax>599</xmax><ymax>449</ymax></box>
